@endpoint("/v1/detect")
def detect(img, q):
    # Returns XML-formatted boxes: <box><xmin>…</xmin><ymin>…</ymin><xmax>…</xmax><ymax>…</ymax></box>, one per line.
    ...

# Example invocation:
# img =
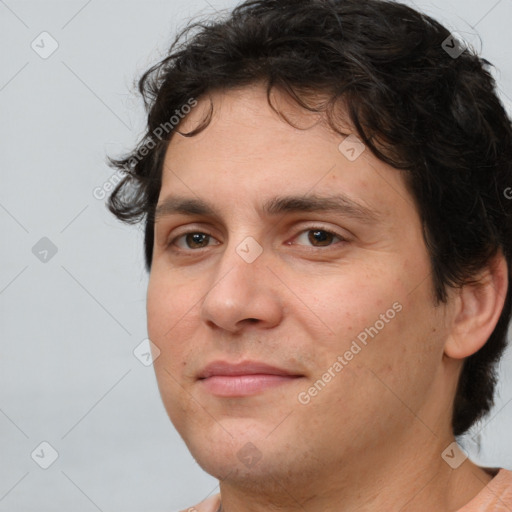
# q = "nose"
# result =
<box><xmin>200</xmin><ymin>240</ymin><xmax>284</xmax><ymax>333</ymax></box>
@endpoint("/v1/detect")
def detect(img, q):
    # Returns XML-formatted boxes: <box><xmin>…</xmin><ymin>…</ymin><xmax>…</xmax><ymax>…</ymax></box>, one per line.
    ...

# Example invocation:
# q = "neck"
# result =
<box><xmin>217</xmin><ymin>435</ymin><xmax>492</xmax><ymax>512</ymax></box>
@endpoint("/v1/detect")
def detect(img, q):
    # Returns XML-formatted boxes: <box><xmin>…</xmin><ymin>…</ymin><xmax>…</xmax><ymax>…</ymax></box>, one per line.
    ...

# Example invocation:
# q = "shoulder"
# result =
<box><xmin>458</xmin><ymin>468</ymin><xmax>512</xmax><ymax>511</ymax></box>
<box><xmin>179</xmin><ymin>493</ymin><xmax>221</xmax><ymax>512</ymax></box>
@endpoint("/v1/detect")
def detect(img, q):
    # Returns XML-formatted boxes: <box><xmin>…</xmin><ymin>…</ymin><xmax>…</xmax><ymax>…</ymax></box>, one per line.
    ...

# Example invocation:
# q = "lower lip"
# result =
<box><xmin>199</xmin><ymin>374</ymin><xmax>301</xmax><ymax>397</ymax></box>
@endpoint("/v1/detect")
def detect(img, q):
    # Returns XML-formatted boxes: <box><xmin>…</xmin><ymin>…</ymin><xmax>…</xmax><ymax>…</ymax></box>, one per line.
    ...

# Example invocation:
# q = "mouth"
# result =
<box><xmin>197</xmin><ymin>360</ymin><xmax>304</xmax><ymax>397</ymax></box>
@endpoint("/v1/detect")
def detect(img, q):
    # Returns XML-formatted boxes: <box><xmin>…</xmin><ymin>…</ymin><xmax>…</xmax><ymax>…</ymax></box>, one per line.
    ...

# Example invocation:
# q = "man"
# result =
<box><xmin>108</xmin><ymin>0</ymin><xmax>512</xmax><ymax>510</ymax></box>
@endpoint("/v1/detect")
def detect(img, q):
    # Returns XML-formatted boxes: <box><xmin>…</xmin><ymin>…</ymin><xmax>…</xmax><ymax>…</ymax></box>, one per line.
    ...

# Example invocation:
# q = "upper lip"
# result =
<box><xmin>198</xmin><ymin>361</ymin><xmax>302</xmax><ymax>379</ymax></box>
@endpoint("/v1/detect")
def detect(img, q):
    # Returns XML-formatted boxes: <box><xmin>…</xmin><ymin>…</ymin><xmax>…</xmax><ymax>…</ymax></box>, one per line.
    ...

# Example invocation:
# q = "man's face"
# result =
<box><xmin>147</xmin><ymin>84</ymin><xmax>454</xmax><ymax>488</ymax></box>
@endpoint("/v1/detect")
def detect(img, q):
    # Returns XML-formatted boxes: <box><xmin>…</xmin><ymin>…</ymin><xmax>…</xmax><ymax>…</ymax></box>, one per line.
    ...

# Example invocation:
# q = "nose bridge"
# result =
<box><xmin>215</xmin><ymin>231</ymin><xmax>267</xmax><ymax>289</ymax></box>
<box><xmin>200</xmin><ymin>235</ymin><xmax>283</xmax><ymax>331</ymax></box>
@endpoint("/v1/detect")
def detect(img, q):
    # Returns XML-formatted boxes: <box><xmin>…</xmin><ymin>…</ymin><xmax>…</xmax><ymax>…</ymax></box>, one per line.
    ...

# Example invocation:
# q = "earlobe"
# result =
<box><xmin>444</xmin><ymin>252</ymin><xmax>508</xmax><ymax>360</ymax></box>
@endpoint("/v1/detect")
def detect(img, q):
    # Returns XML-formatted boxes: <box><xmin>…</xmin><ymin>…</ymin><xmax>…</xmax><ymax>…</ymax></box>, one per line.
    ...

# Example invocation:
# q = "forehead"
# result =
<box><xmin>160</xmin><ymin>84</ymin><xmax>415</xmax><ymax>222</ymax></box>
<box><xmin>171</xmin><ymin>84</ymin><xmax>349</xmax><ymax>158</ymax></box>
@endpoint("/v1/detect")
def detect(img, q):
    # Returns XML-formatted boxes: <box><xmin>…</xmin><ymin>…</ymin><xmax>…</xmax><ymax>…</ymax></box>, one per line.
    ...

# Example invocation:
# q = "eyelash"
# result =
<box><xmin>167</xmin><ymin>226</ymin><xmax>347</xmax><ymax>253</ymax></box>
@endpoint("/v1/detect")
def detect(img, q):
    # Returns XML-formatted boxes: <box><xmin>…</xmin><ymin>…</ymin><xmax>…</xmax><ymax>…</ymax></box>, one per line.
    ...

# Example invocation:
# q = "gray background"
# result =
<box><xmin>1</xmin><ymin>1</ymin><xmax>511</xmax><ymax>511</ymax></box>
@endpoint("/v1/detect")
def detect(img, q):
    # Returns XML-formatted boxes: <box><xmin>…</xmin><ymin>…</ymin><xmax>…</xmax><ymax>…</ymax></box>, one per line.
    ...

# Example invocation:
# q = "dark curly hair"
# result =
<box><xmin>108</xmin><ymin>0</ymin><xmax>512</xmax><ymax>436</ymax></box>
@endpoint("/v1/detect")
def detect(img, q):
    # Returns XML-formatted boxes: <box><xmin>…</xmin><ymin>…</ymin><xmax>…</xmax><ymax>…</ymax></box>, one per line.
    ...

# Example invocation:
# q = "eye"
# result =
<box><xmin>172</xmin><ymin>232</ymin><xmax>219</xmax><ymax>250</ymax></box>
<box><xmin>293</xmin><ymin>228</ymin><xmax>345</xmax><ymax>248</ymax></box>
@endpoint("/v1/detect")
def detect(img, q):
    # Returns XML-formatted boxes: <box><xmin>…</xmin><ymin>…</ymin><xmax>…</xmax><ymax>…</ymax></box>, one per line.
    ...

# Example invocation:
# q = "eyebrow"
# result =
<box><xmin>154</xmin><ymin>193</ymin><xmax>379</xmax><ymax>223</ymax></box>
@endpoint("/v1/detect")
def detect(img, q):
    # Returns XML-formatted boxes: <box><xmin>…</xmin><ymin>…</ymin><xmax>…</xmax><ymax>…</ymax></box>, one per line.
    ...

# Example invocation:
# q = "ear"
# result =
<box><xmin>444</xmin><ymin>252</ymin><xmax>508</xmax><ymax>359</ymax></box>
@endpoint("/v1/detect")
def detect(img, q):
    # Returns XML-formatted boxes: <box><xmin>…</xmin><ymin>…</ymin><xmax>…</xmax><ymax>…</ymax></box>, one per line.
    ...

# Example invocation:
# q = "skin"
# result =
<box><xmin>146</xmin><ymin>83</ymin><xmax>507</xmax><ymax>511</ymax></box>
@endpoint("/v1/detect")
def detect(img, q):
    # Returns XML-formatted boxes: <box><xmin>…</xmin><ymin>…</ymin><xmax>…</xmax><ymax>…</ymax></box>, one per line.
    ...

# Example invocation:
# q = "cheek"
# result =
<box><xmin>295</xmin><ymin>279</ymin><xmax>442</xmax><ymax>438</ymax></box>
<box><xmin>148</xmin><ymin>270</ymin><xmax>193</xmax><ymax>334</ymax></box>
<box><xmin>147</xmin><ymin>273</ymin><xmax>201</xmax><ymax>426</ymax></box>
<box><xmin>309</xmin><ymin>269</ymin><xmax>404</xmax><ymax>337</ymax></box>
<box><xmin>146</xmin><ymin>272</ymin><xmax>200</xmax><ymax>372</ymax></box>
<box><xmin>307</xmin><ymin>263</ymin><xmax>439</xmax><ymax>376</ymax></box>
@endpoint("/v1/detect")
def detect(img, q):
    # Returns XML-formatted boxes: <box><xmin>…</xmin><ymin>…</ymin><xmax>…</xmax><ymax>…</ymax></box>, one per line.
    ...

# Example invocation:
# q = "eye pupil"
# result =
<box><xmin>308</xmin><ymin>230</ymin><xmax>333</xmax><ymax>246</ymax></box>
<box><xmin>186</xmin><ymin>233</ymin><xmax>209</xmax><ymax>248</ymax></box>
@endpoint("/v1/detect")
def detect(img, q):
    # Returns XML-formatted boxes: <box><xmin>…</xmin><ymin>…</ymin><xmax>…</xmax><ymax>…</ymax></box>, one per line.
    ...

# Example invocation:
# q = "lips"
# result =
<box><xmin>198</xmin><ymin>361</ymin><xmax>303</xmax><ymax>397</ymax></box>
<box><xmin>198</xmin><ymin>361</ymin><xmax>299</xmax><ymax>379</ymax></box>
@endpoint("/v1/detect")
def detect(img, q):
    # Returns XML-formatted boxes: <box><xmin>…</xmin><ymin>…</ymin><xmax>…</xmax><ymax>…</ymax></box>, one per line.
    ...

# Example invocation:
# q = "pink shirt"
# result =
<box><xmin>458</xmin><ymin>469</ymin><xmax>512</xmax><ymax>511</ymax></box>
<box><xmin>187</xmin><ymin>469</ymin><xmax>512</xmax><ymax>511</ymax></box>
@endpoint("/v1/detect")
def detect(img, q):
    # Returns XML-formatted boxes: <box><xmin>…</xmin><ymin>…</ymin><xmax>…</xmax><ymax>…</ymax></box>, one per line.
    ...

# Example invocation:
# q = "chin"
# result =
<box><xmin>181</xmin><ymin>421</ymin><xmax>287</xmax><ymax>481</ymax></box>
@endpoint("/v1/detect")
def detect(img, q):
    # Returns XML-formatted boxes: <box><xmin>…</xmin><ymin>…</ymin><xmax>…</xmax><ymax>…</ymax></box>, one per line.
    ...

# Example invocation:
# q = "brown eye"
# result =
<box><xmin>294</xmin><ymin>228</ymin><xmax>344</xmax><ymax>248</ymax></box>
<box><xmin>308</xmin><ymin>230</ymin><xmax>335</xmax><ymax>247</ymax></box>
<box><xmin>171</xmin><ymin>232</ymin><xmax>218</xmax><ymax>250</ymax></box>
<box><xmin>184</xmin><ymin>233</ymin><xmax>211</xmax><ymax>248</ymax></box>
